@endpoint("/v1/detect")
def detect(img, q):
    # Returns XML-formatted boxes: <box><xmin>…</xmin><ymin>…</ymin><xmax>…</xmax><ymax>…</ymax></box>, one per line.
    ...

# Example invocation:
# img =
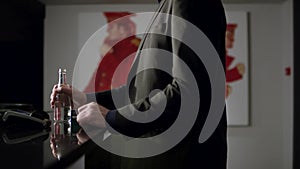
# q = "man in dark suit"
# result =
<box><xmin>51</xmin><ymin>0</ymin><xmax>227</xmax><ymax>168</ymax></box>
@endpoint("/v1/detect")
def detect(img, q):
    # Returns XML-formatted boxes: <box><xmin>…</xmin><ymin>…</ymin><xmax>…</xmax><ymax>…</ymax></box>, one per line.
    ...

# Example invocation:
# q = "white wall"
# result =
<box><xmin>44</xmin><ymin>1</ymin><xmax>293</xmax><ymax>169</ymax></box>
<box><xmin>281</xmin><ymin>0</ymin><xmax>293</xmax><ymax>168</ymax></box>
<box><xmin>224</xmin><ymin>1</ymin><xmax>293</xmax><ymax>169</ymax></box>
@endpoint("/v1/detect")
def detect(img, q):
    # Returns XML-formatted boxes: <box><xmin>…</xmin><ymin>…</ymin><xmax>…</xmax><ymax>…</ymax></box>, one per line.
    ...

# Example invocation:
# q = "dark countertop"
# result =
<box><xmin>0</xmin><ymin>109</ymin><xmax>117</xmax><ymax>169</ymax></box>
<box><xmin>0</xmin><ymin>111</ymin><xmax>83</xmax><ymax>169</ymax></box>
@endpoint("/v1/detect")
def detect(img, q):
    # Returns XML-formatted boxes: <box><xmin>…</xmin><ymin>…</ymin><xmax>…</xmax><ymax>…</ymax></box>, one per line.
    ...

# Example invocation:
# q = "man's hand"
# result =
<box><xmin>76</xmin><ymin>128</ymin><xmax>90</xmax><ymax>145</ymax></box>
<box><xmin>77</xmin><ymin>102</ymin><xmax>110</xmax><ymax>129</ymax></box>
<box><xmin>50</xmin><ymin>84</ymin><xmax>87</xmax><ymax>109</ymax></box>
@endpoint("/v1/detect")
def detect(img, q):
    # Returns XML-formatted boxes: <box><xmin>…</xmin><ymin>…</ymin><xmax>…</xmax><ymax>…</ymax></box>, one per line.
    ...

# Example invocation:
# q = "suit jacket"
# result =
<box><xmin>87</xmin><ymin>0</ymin><xmax>227</xmax><ymax>168</ymax></box>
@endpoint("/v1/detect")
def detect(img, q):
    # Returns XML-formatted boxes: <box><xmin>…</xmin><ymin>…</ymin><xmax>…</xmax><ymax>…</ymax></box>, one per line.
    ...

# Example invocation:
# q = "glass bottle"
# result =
<box><xmin>53</xmin><ymin>68</ymin><xmax>72</xmax><ymax>122</ymax></box>
<box><xmin>52</xmin><ymin>118</ymin><xmax>78</xmax><ymax>160</ymax></box>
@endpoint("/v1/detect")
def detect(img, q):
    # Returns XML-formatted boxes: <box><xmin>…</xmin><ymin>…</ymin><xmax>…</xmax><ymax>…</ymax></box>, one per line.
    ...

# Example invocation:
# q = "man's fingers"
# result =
<box><xmin>76</xmin><ymin>102</ymin><xmax>106</xmax><ymax>129</ymax></box>
<box><xmin>77</xmin><ymin>106</ymin><xmax>88</xmax><ymax>125</ymax></box>
<box><xmin>77</xmin><ymin>104</ymin><xmax>89</xmax><ymax>115</ymax></box>
<box><xmin>50</xmin><ymin>85</ymin><xmax>58</xmax><ymax>108</ymax></box>
<box><xmin>49</xmin><ymin>84</ymin><xmax>73</xmax><ymax>109</ymax></box>
<box><xmin>58</xmin><ymin>85</ymin><xmax>73</xmax><ymax>96</ymax></box>
<box><xmin>77</xmin><ymin>103</ymin><xmax>95</xmax><ymax>125</ymax></box>
<box><xmin>52</xmin><ymin>85</ymin><xmax>72</xmax><ymax>97</ymax></box>
<box><xmin>50</xmin><ymin>85</ymin><xmax>58</xmax><ymax>99</ymax></box>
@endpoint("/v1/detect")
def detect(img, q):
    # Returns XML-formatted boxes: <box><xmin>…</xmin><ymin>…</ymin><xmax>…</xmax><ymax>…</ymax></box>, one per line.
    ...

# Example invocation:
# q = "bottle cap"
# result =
<box><xmin>58</xmin><ymin>68</ymin><xmax>66</xmax><ymax>74</ymax></box>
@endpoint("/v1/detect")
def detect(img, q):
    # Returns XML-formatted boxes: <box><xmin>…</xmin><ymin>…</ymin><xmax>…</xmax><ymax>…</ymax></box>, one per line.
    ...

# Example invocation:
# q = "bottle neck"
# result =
<box><xmin>58</xmin><ymin>69</ymin><xmax>67</xmax><ymax>86</ymax></box>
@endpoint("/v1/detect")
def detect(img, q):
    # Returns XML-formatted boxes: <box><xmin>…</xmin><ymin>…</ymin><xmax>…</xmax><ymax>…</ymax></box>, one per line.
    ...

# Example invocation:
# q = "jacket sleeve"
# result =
<box><xmin>86</xmin><ymin>85</ymin><xmax>127</xmax><ymax>110</ymax></box>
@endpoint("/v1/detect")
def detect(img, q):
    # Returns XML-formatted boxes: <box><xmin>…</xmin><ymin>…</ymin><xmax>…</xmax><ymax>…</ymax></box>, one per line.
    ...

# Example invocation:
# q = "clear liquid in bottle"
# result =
<box><xmin>54</xmin><ymin>68</ymin><xmax>71</xmax><ymax>122</ymax></box>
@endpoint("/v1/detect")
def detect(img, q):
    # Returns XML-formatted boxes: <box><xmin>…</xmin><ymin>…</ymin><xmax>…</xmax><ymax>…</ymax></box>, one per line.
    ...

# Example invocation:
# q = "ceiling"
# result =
<box><xmin>39</xmin><ymin>0</ymin><xmax>286</xmax><ymax>5</ymax></box>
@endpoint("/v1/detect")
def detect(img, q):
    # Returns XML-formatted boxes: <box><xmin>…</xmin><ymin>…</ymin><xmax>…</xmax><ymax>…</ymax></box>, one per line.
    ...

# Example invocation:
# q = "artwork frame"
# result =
<box><xmin>225</xmin><ymin>11</ymin><xmax>250</xmax><ymax>126</ymax></box>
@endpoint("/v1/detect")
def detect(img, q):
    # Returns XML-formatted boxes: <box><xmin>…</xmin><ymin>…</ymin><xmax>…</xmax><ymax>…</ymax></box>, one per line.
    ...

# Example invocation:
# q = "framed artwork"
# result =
<box><xmin>225</xmin><ymin>11</ymin><xmax>250</xmax><ymax>126</ymax></box>
<box><xmin>76</xmin><ymin>11</ymin><xmax>150</xmax><ymax>92</ymax></box>
<box><xmin>81</xmin><ymin>12</ymin><xmax>142</xmax><ymax>93</ymax></box>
